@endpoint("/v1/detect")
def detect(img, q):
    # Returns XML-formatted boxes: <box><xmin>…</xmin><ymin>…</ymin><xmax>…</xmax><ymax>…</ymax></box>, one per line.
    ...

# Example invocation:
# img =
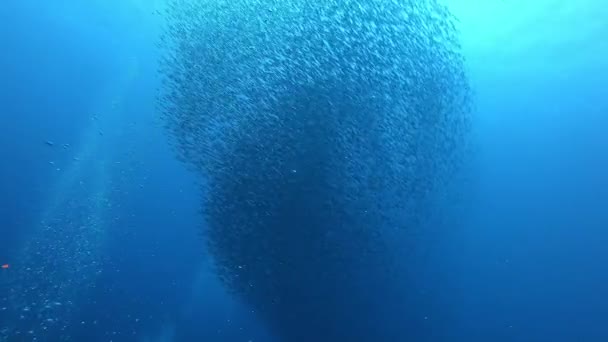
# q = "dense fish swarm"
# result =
<box><xmin>159</xmin><ymin>0</ymin><xmax>471</xmax><ymax>340</ymax></box>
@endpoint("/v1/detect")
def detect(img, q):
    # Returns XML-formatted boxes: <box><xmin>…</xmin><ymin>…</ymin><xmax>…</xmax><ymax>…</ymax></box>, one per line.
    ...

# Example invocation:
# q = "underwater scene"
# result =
<box><xmin>1</xmin><ymin>0</ymin><xmax>607</xmax><ymax>341</ymax></box>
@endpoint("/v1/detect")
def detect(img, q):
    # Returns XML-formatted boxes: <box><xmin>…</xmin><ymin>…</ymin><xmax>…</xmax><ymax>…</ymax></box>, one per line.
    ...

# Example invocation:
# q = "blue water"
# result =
<box><xmin>1</xmin><ymin>0</ymin><xmax>607</xmax><ymax>341</ymax></box>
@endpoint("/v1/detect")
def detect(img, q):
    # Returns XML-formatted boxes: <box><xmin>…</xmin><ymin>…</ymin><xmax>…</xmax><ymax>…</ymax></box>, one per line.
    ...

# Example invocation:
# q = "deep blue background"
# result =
<box><xmin>1</xmin><ymin>1</ymin><xmax>607</xmax><ymax>341</ymax></box>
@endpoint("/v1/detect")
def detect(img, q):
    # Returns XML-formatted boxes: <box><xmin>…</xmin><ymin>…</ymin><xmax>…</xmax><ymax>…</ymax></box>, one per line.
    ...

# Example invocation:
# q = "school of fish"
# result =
<box><xmin>158</xmin><ymin>0</ymin><xmax>472</xmax><ymax>340</ymax></box>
